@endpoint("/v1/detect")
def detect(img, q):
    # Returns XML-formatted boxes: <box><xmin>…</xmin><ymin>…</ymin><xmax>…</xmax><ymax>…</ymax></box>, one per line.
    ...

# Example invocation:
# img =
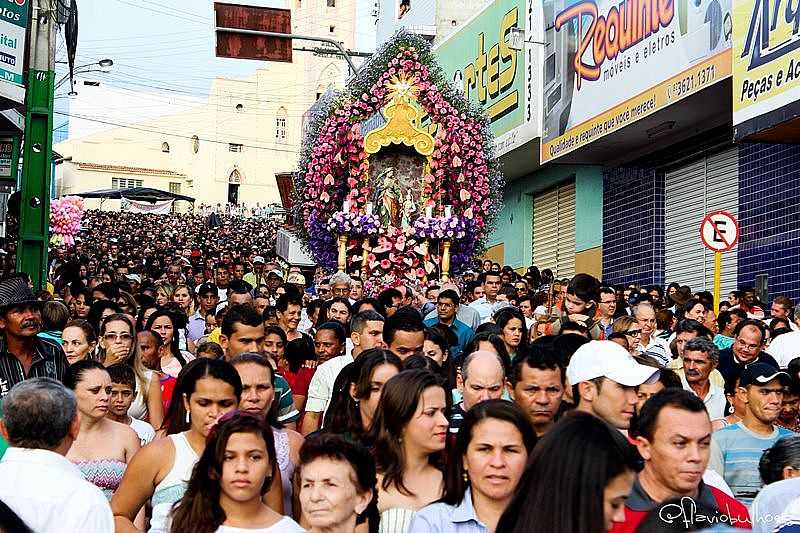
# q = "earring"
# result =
<box><xmin>728</xmin><ymin>405</ymin><xmax>734</xmax><ymax>415</ymax></box>
<box><xmin>463</xmin><ymin>472</ymin><xmax>469</xmax><ymax>483</ymax></box>
<box><xmin>185</xmin><ymin>410</ymin><xmax>191</xmax><ymax>424</ymax></box>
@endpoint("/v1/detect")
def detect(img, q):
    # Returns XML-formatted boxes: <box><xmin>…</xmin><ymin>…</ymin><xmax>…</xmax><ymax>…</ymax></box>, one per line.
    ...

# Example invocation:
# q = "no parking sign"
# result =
<box><xmin>700</xmin><ymin>211</ymin><xmax>739</xmax><ymax>253</ymax></box>
<box><xmin>699</xmin><ymin>210</ymin><xmax>739</xmax><ymax>312</ymax></box>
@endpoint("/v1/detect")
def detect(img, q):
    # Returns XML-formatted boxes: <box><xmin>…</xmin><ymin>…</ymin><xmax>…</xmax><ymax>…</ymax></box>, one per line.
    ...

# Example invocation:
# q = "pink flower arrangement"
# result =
<box><xmin>49</xmin><ymin>196</ymin><xmax>85</xmax><ymax>247</ymax></box>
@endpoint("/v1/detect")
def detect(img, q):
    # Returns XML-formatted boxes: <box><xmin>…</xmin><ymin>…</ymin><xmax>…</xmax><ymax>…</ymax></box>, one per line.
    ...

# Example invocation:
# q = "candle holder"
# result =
<box><xmin>441</xmin><ymin>240</ymin><xmax>452</xmax><ymax>282</ymax></box>
<box><xmin>337</xmin><ymin>234</ymin><xmax>348</xmax><ymax>273</ymax></box>
<box><xmin>361</xmin><ymin>237</ymin><xmax>370</xmax><ymax>271</ymax></box>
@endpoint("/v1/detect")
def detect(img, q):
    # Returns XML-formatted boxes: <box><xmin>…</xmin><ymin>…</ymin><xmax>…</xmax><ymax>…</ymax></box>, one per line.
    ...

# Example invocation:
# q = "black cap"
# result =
<box><xmin>197</xmin><ymin>282</ymin><xmax>219</xmax><ymax>296</ymax></box>
<box><xmin>739</xmin><ymin>362</ymin><xmax>792</xmax><ymax>387</ymax></box>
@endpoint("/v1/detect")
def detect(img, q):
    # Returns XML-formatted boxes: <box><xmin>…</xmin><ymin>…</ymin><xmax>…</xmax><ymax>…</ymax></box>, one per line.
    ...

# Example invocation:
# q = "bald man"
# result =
<box><xmin>450</xmin><ymin>350</ymin><xmax>506</xmax><ymax>435</ymax></box>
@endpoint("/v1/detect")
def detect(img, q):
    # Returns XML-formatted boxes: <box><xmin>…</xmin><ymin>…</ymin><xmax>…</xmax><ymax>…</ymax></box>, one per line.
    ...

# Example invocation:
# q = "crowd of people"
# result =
<box><xmin>0</xmin><ymin>220</ymin><xmax>799</xmax><ymax>532</ymax></box>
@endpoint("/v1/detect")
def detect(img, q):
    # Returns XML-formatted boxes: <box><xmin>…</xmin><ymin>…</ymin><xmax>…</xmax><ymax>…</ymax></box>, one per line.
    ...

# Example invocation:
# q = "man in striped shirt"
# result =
<box><xmin>709</xmin><ymin>363</ymin><xmax>794</xmax><ymax>504</ymax></box>
<box><xmin>0</xmin><ymin>276</ymin><xmax>68</xmax><ymax>398</ymax></box>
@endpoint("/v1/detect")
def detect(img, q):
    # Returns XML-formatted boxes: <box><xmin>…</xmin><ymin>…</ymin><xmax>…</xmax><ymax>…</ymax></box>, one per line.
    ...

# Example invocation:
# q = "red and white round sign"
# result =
<box><xmin>700</xmin><ymin>211</ymin><xmax>739</xmax><ymax>253</ymax></box>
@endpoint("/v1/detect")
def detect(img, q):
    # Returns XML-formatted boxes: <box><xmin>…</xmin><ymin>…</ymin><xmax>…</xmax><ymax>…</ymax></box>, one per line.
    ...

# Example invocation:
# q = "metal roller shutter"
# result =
<box><xmin>664</xmin><ymin>147</ymin><xmax>738</xmax><ymax>294</ymax></box>
<box><xmin>533</xmin><ymin>181</ymin><xmax>576</xmax><ymax>278</ymax></box>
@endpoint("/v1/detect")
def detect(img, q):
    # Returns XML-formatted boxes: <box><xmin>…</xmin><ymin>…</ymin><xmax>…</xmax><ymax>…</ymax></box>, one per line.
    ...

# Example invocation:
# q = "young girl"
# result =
<box><xmin>169</xmin><ymin>412</ymin><xmax>303</xmax><ymax>533</ymax></box>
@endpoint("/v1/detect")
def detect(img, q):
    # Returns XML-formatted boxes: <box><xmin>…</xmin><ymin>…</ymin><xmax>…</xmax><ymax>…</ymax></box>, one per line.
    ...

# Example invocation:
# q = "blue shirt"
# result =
<box><xmin>424</xmin><ymin>317</ymin><xmax>475</xmax><ymax>362</ymax></box>
<box><xmin>709</xmin><ymin>422</ymin><xmax>795</xmax><ymax>505</ymax></box>
<box><xmin>409</xmin><ymin>489</ymin><xmax>490</xmax><ymax>533</ymax></box>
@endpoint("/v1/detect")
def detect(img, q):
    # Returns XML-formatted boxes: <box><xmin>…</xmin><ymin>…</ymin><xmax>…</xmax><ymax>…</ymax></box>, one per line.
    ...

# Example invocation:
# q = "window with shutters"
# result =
<box><xmin>664</xmin><ymin>147</ymin><xmax>738</xmax><ymax>294</ymax></box>
<box><xmin>229</xmin><ymin>143</ymin><xmax>243</xmax><ymax>153</ymax></box>
<box><xmin>276</xmin><ymin>107</ymin><xmax>287</xmax><ymax>141</ymax></box>
<box><xmin>532</xmin><ymin>181</ymin><xmax>576</xmax><ymax>279</ymax></box>
<box><xmin>112</xmin><ymin>178</ymin><xmax>143</xmax><ymax>189</ymax></box>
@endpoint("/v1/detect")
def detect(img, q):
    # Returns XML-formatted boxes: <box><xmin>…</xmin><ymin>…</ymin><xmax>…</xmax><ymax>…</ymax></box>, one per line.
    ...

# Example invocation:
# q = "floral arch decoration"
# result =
<box><xmin>294</xmin><ymin>31</ymin><xmax>503</xmax><ymax>290</ymax></box>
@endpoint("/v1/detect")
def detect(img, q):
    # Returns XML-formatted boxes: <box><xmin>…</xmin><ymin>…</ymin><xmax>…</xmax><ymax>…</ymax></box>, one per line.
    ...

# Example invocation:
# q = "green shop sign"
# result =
<box><xmin>0</xmin><ymin>0</ymin><xmax>29</xmax><ymax>86</ymax></box>
<box><xmin>434</xmin><ymin>0</ymin><xmax>542</xmax><ymax>156</ymax></box>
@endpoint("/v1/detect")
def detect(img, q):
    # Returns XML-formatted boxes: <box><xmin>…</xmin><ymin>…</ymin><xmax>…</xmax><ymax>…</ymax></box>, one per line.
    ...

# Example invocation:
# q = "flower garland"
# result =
<box><xmin>326</xmin><ymin>211</ymin><xmax>381</xmax><ymax>236</ymax></box>
<box><xmin>413</xmin><ymin>216</ymin><xmax>468</xmax><ymax>240</ymax></box>
<box><xmin>294</xmin><ymin>31</ymin><xmax>503</xmax><ymax>286</ymax></box>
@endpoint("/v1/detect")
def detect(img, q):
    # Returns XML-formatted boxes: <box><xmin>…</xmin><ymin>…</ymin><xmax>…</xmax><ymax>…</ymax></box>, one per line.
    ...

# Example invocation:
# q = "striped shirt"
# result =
<box><xmin>0</xmin><ymin>336</ymin><xmax>69</xmax><ymax>398</ymax></box>
<box><xmin>709</xmin><ymin>421</ymin><xmax>795</xmax><ymax>505</ymax></box>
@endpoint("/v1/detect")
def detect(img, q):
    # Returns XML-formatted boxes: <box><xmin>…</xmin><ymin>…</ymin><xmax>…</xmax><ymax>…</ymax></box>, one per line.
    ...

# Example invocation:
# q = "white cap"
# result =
<box><xmin>533</xmin><ymin>305</ymin><xmax>548</xmax><ymax>315</ymax></box>
<box><xmin>125</xmin><ymin>274</ymin><xmax>141</xmax><ymax>284</ymax></box>
<box><xmin>567</xmin><ymin>341</ymin><xmax>659</xmax><ymax>387</ymax></box>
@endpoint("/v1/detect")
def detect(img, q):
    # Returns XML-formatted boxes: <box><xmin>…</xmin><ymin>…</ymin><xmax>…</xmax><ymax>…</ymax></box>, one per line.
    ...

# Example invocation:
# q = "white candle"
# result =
<box><xmin>343</xmin><ymin>200</ymin><xmax>350</xmax><ymax>213</ymax></box>
<box><xmin>426</xmin><ymin>205</ymin><xmax>433</xmax><ymax>218</ymax></box>
<box><xmin>444</xmin><ymin>205</ymin><xmax>452</xmax><ymax>218</ymax></box>
<box><xmin>366</xmin><ymin>202</ymin><xmax>373</xmax><ymax>215</ymax></box>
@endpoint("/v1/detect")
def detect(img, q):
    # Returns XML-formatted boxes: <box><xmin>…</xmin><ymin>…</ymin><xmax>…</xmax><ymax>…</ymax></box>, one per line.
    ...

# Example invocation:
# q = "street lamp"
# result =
<box><xmin>55</xmin><ymin>59</ymin><xmax>114</xmax><ymax>90</ymax></box>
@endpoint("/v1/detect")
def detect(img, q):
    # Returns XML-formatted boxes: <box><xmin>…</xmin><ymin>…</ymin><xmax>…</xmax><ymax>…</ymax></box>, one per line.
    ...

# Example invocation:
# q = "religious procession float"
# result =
<box><xmin>295</xmin><ymin>32</ymin><xmax>504</xmax><ymax>292</ymax></box>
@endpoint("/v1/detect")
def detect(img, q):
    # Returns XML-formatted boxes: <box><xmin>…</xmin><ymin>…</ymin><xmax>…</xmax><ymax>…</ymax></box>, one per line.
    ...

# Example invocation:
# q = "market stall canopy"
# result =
<box><xmin>71</xmin><ymin>187</ymin><xmax>195</xmax><ymax>203</ymax></box>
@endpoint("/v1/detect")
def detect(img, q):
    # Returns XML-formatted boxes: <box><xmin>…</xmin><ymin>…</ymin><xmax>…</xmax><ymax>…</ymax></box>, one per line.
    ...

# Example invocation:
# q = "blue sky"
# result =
<box><xmin>57</xmin><ymin>0</ymin><xmax>286</xmax><ymax>97</ymax></box>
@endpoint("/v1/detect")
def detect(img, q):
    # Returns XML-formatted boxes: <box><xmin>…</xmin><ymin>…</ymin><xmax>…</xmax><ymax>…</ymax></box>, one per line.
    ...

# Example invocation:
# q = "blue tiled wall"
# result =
<box><xmin>737</xmin><ymin>142</ymin><xmax>800</xmax><ymax>302</ymax></box>
<box><xmin>602</xmin><ymin>167</ymin><xmax>665</xmax><ymax>286</ymax></box>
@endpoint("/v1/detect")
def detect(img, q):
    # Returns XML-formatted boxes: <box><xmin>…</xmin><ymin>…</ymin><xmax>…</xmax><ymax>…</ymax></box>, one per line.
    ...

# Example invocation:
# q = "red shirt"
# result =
<box><xmin>278</xmin><ymin>366</ymin><xmax>315</xmax><ymax>408</ymax></box>
<box><xmin>611</xmin><ymin>479</ymin><xmax>751</xmax><ymax>532</ymax></box>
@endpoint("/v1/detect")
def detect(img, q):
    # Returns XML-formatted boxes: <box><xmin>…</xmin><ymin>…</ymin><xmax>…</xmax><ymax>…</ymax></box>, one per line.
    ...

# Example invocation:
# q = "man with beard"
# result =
<box><xmin>0</xmin><ymin>276</ymin><xmax>68</xmax><ymax>398</ymax></box>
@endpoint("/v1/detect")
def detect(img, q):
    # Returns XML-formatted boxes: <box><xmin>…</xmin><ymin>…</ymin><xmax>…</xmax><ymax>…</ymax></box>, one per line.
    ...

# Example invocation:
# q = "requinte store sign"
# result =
<box><xmin>540</xmin><ymin>0</ymin><xmax>733</xmax><ymax>162</ymax></box>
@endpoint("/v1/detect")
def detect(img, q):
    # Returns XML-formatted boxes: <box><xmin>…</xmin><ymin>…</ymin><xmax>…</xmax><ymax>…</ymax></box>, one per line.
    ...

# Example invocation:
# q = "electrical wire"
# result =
<box><xmin>54</xmin><ymin>110</ymin><xmax>302</xmax><ymax>153</ymax></box>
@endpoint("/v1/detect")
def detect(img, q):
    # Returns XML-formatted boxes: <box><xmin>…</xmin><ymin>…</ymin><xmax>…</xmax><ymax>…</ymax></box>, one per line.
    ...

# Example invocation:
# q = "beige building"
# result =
<box><xmin>55</xmin><ymin>0</ymin><xmax>360</xmax><ymax>211</ymax></box>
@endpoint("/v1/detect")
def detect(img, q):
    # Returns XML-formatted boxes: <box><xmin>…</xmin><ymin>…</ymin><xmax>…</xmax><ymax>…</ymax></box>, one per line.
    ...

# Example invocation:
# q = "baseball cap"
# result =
<box><xmin>267</xmin><ymin>269</ymin><xmax>283</xmax><ymax>279</ymax></box>
<box><xmin>739</xmin><ymin>363</ymin><xmax>791</xmax><ymax>387</ymax></box>
<box><xmin>125</xmin><ymin>274</ymin><xmax>141</xmax><ymax>284</ymax></box>
<box><xmin>253</xmin><ymin>256</ymin><xmax>265</xmax><ymax>264</ymax></box>
<box><xmin>567</xmin><ymin>340</ymin><xmax>659</xmax><ymax>387</ymax></box>
<box><xmin>286</xmin><ymin>272</ymin><xmax>306</xmax><ymax>285</ymax></box>
<box><xmin>533</xmin><ymin>305</ymin><xmax>548</xmax><ymax>315</ymax></box>
<box><xmin>197</xmin><ymin>282</ymin><xmax>218</xmax><ymax>296</ymax></box>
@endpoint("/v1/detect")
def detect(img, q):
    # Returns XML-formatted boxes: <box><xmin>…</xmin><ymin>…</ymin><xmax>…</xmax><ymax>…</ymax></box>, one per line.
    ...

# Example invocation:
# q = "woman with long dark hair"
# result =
<box><xmin>368</xmin><ymin>370</ymin><xmax>451</xmax><ymax>533</ymax></box>
<box><xmin>146</xmin><ymin>309</ymin><xmax>194</xmax><ymax>378</ymax></box>
<box><xmin>410</xmin><ymin>400</ymin><xmax>536</xmax><ymax>533</ymax></box>
<box><xmin>231</xmin><ymin>353</ymin><xmax>303</xmax><ymax>517</ymax></box>
<box><xmin>323</xmin><ymin>349</ymin><xmax>403</xmax><ymax>441</ymax></box>
<box><xmin>496</xmin><ymin>411</ymin><xmax>643</xmax><ymax>533</ymax></box>
<box><xmin>168</xmin><ymin>412</ymin><xmax>303</xmax><ymax>533</ymax></box>
<box><xmin>494</xmin><ymin>308</ymin><xmax>528</xmax><ymax>361</ymax></box>
<box><xmin>111</xmin><ymin>358</ymin><xmax>242</xmax><ymax>533</ymax></box>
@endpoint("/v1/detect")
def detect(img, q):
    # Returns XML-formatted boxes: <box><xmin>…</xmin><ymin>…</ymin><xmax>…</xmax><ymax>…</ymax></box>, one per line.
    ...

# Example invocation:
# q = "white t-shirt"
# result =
<box><xmin>765</xmin><ymin>330</ymin><xmax>800</xmax><ymax>368</ymax></box>
<box><xmin>304</xmin><ymin>354</ymin><xmax>354</xmax><ymax>417</ymax></box>
<box><xmin>129</xmin><ymin>417</ymin><xmax>156</xmax><ymax>446</ymax></box>
<box><xmin>215</xmin><ymin>517</ymin><xmax>304</xmax><ymax>532</ymax></box>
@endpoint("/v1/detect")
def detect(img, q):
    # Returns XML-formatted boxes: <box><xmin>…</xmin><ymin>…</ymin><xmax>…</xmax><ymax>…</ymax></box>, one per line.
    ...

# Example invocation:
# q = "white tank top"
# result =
<box><xmin>148</xmin><ymin>432</ymin><xmax>199</xmax><ymax>533</ymax></box>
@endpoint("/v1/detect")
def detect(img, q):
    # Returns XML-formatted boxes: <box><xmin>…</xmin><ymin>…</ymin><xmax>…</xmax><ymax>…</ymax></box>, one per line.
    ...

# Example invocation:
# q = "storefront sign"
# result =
<box><xmin>434</xmin><ymin>0</ymin><xmax>543</xmax><ymax>156</ymax></box>
<box><xmin>732</xmin><ymin>0</ymin><xmax>800</xmax><ymax>137</ymax></box>
<box><xmin>0</xmin><ymin>137</ymin><xmax>13</xmax><ymax>179</ymax></box>
<box><xmin>0</xmin><ymin>0</ymin><xmax>29</xmax><ymax>87</ymax></box>
<box><xmin>540</xmin><ymin>0</ymin><xmax>732</xmax><ymax>162</ymax></box>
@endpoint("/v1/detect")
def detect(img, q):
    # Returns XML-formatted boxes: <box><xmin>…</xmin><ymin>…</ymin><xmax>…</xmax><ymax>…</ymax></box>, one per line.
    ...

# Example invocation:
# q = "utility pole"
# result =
<box><xmin>17</xmin><ymin>0</ymin><xmax>56</xmax><ymax>289</ymax></box>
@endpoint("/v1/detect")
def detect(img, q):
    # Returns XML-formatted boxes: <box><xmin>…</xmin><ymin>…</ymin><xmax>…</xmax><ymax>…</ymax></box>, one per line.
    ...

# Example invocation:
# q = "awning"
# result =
<box><xmin>70</xmin><ymin>187</ymin><xmax>195</xmax><ymax>203</ymax></box>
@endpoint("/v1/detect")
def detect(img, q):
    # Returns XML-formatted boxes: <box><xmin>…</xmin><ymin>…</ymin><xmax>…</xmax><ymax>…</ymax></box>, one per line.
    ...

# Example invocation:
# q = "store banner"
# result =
<box><xmin>434</xmin><ymin>0</ymin><xmax>543</xmax><ymax>157</ymax></box>
<box><xmin>732</xmin><ymin>0</ymin><xmax>800</xmax><ymax>137</ymax></box>
<box><xmin>0</xmin><ymin>0</ymin><xmax>29</xmax><ymax>86</ymax></box>
<box><xmin>540</xmin><ymin>0</ymin><xmax>732</xmax><ymax>162</ymax></box>
<box><xmin>122</xmin><ymin>198</ymin><xmax>174</xmax><ymax>214</ymax></box>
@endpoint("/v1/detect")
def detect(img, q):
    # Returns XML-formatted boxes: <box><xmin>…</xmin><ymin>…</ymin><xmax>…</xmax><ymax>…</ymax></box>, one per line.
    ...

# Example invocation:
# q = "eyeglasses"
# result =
<box><xmin>624</xmin><ymin>329</ymin><xmax>642</xmax><ymax>337</ymax></box>
<box><xmin>104</xmin><ymin>333</ymin><xmax>132</xmax><ymax>342</ymax></box>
